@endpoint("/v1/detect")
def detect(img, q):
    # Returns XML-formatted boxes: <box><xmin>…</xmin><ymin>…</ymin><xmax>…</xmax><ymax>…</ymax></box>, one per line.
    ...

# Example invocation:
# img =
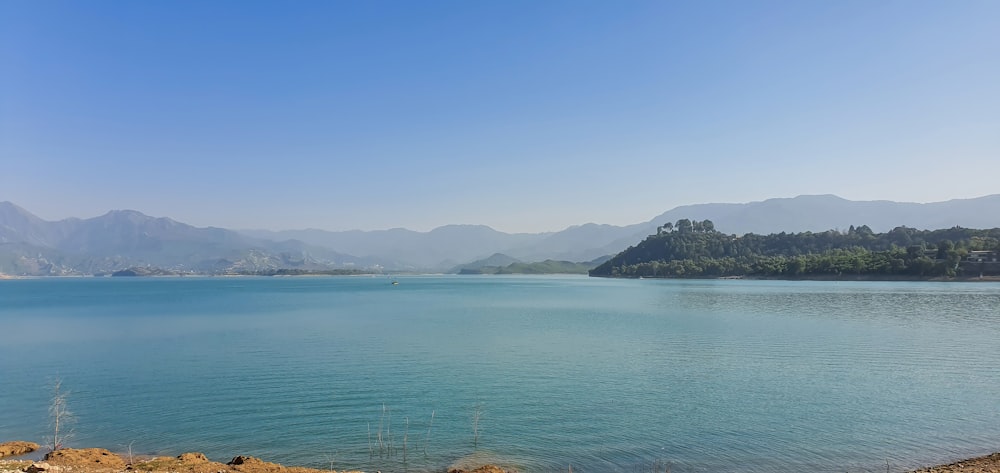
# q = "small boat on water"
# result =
<box><xmin>391</xmin><ymin>280</ymin><xmax>399</xmax><ymax>285</ymax></box>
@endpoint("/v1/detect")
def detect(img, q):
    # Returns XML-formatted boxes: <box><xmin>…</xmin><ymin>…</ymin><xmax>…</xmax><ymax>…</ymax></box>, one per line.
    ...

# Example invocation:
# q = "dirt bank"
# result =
<box><xmin>2</xmin><ymin>443</ymin><xmax>997</xmax><ymax>473</ymax></box>
<box><xmin>0</xmin><ymin>443</ymin><xmax>40</xmax><ymax>459</ymax></box>
<box><xmin>910</xmin><ymin>453</ymin><xmax>1000</xmax><ymax>473</ymax></box>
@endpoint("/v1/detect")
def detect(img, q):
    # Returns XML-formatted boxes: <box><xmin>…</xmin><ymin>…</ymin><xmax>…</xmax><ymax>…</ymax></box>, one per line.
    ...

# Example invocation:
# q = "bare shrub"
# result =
<box><xmin>45</xmin><ymin>378</ymin><xmax>75</xmax><ymax>451</ymax></box>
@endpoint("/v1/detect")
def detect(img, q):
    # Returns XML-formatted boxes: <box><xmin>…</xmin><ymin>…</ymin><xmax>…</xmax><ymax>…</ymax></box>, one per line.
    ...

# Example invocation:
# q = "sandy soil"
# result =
<box><xmin>1</xmin><ymin>442</ymin><xmax>997</xmax><ymax>473</ymax></box>
<box><xmin>0</xmin><ymin>443</ymin><xmax>39</xmax><ymax>460</ymax></box>
<box><xmin>19</xmin><ymin>449</ymin><xmax>352</xmax><ymax>473</ymax></box>
<box><xmin>910</xmin><ymin>453</ymin><xmax>1000</xmax><ymax>473</ymax></box>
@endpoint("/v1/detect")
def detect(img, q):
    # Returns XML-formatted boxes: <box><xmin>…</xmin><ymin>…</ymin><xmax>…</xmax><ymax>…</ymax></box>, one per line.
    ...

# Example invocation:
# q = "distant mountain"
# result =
<box><xmin>248</xmin><ymin>195</ymin><xmax>1000</xmax><ymax>270</ymax></box>
<box><xmin>243</xmin><ymin>223</ymin><xmax>631</xmax><ymax>269</ymax></box>
<box><xmin>499</xmin><ymin>259</ymin><xmax>598</xmax><ymax>275</ymax></box>
<box><xmin>0</xmin><ymin>203</ymin><xmax>379</xmax><ymax>276</ymax></box>
<box><xmin>500</xmin><ymin>222</ymin><xmax>648</xmax><ymax>263</ymax></box>
<box><xmin>3</xmin><ymin>194</ymin><xmax>998</xmax><ymax>275</ymax></box>
<box><xmin>645</xmin><ymin>194</ymin><xmax>1000</xmax><ymax>235</ymax></box>
<box><xmin>242</xmin><ymin>225</ymin><xmax>548</xmax><ymax>270</ymax></box>
<box><xmin>0</xmin><ymin>201</ymin><xmax>69</xmax><ymax>247</ymax></box>
<box><xmin>458</xmin><ymin>255</ymin><xmax>612</xmax><ymax>275</ymax></box>
<box><xmin>449</xmin><ymin>253</ymin><xmax>522</xmax><ymax>274</ymax></box>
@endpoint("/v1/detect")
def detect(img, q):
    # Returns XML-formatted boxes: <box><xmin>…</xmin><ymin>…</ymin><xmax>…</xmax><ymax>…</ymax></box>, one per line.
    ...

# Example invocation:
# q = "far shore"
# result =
<box><xmin>3</xmin><ymin>272</ymin><xmax>1000</xmax><ymax>282</ymax></box>
<box><xmin>600</xmin><ymin>274</ymin><xmax>1000</xmax><ymax>282</ymax></box>
<box><xmin>2</xmin><ymin>442</ymin><xmax>999</xmax><ymax>473</ymax></box>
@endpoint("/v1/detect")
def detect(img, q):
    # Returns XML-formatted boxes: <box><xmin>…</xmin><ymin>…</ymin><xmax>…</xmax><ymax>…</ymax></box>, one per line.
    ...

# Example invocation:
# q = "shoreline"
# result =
<box><xmin>595</xmin><ymin>274</ymin><xmax>1000</xmax><ymax>282</ymax></box>
<box><xmin>4</xmin><ymin>273</ymin><xmax>1000</xmax><ymax>282</ymax></box>
<box><xmin>2</xmin><ymin>443</ymin><xmax>999</xmax><ymax>473</ymax></box>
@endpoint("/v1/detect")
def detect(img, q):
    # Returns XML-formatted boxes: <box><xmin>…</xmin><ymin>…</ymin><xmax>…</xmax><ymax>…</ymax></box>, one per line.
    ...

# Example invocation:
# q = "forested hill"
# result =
<box><xmin>589</xmin><ymin>219</ymin><xmax>1000</xmax><ymax>279</ymax></box>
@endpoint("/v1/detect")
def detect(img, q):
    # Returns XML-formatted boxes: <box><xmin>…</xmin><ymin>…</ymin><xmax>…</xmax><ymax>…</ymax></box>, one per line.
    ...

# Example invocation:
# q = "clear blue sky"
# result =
<box><xmin>2</xmin><ymin>1</ymin><xmax>998</xmax><ymax>233</ymax></box>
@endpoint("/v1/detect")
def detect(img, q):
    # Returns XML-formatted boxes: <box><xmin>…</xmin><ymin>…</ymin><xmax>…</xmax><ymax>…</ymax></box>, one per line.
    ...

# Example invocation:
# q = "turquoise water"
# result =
<box><xmin>1</xmin><ymin>276</ymin><xmax>998</xmax><ymax>473</ymax></box>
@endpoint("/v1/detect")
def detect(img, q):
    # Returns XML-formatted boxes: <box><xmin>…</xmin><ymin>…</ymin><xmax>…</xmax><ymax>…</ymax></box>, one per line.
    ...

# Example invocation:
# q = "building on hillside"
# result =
<box><xmin>967</xmin><ymin>251</ymin><xmax>998</xmax><ymax>263</ymax></box>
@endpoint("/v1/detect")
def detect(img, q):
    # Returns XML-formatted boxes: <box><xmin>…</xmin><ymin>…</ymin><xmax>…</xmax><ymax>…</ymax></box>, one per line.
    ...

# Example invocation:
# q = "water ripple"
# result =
<box><xmin>1</xmin><ymin>277</ymin><xmax>999</xmax><ymax>472</ymax></box>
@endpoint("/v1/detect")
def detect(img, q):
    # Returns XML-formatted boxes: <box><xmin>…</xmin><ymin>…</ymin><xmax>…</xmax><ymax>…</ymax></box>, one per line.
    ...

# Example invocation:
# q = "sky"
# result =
<box><xmin>1</xmin><ymin>1</ymin><xmax>998</xmax><ymax>233</ymax></box>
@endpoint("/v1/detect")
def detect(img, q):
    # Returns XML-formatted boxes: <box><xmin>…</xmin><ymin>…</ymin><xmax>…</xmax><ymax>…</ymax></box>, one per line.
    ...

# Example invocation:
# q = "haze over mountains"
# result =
<box><xmin>1</xmin><ymin>194</ymin><xmax>998</xmax><ymax>276</ymax></box>
<box><xmin>0</xmin><ymin>202</ymin><xmax>377</xmax><ymax>276</ymax></box>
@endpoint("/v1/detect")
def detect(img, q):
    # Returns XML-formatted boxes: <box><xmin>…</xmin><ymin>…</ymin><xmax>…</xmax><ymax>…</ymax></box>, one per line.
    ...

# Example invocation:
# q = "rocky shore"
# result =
<box><xmin>1</xmin><ymin>442</ymin><xmax>997</xmax><ymax>473</ymax></box>
<box><xmin>910</xmin><ymin>453</ymin><xmax>1000</xmax><ymax>473</ymax></box>
<box><xmin>0</xmin><ymin>443</ymin><xmax>511</xmax><ymax>473</ymax></box>
<box><xmin>0</xmin><ymin>443</ymin><xmax>39</xmax><ymax>460</ymax></box>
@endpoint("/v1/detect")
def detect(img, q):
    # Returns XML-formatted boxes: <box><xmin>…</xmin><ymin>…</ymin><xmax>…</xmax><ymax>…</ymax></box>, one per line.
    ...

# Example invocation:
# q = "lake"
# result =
<box><xmin>1</xmin><ymin>276</ymin><xmax>998</xmax><ymax>473</ymax></box>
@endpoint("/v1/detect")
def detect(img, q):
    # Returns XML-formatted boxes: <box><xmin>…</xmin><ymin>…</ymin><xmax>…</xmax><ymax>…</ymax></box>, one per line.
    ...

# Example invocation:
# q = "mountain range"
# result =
<box><xmin>2</xmin><ymin>194</ymin><xmax>998</xmax><ymax>276</ymax></box>
<box><xmin>0</xmin><ymin>202</ymin><xmax>380</xmax><ymax>276</ymax></box>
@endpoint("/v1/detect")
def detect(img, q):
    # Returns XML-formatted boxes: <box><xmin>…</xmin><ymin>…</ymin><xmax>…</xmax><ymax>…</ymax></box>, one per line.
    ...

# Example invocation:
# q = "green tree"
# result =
<box><xmin>675</xmin><ymin>219</ymin><xmax>693</xmax><ymax>234</ymax></box>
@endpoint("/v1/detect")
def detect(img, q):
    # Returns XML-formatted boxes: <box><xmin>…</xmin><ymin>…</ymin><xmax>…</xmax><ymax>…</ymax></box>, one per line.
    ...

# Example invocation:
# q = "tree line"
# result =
<box><xmin>589</xmin><ymin>219</ymin><xmax>1000</xmax><ymax>279</ymax></box>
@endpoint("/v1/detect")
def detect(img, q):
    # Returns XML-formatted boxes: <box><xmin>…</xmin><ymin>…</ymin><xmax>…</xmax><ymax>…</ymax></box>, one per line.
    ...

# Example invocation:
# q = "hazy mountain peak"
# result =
<box><xmin>564</xmin><ymin>222</ymin><xmax>610</xmax><ymax>230</ymax></box>
<box><xmin>99</xmin><ymin>209</ymin><xmax>153</xmax><ymax>223</ymax></box>
<box><xmin>0</xmin><ymin>201</ymin><xmax>52</xmax><ymax>246</ymax></box>
<box><xmin>0</xmin><ymin>201</ymin><xmax>40</xmax><ymax>219</ymax></box>
<box><xmin>103</xmin><ymin>209</ymin><xmax>144</xmax><ymax>216</ymax></box>
<box><xmin>789</xmin><ymin>194</ymin><xmax>848</xmax><ymax>202</ymax></box>
<box><xmin>449</xmin><ymin>252</ymin><xmax>521</xmax><ymax>273</ymax></box>
<box><xmin>798</xmin><ymin>194</ymin><xmax>843</xmax><ymax>199</ymax></box>
<box><xmin>428</xmin><ymin>224</ymin><xmax>500</xmax><ymax>234</ymax></box>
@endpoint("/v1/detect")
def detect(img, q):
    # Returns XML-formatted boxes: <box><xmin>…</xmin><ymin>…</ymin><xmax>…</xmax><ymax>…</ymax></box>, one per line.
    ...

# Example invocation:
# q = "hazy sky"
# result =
<box><xmin>2</xmin><ymin>1</ymin><xmax>998</xmax><ymax>233</ymax></box>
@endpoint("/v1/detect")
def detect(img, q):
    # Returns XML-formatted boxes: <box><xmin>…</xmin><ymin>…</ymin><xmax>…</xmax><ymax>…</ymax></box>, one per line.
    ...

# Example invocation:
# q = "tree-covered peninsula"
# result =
<box><xmin>589</xmin><ymin>219</ymin><xmax>1000</xmax><ymax>279</ymax></box>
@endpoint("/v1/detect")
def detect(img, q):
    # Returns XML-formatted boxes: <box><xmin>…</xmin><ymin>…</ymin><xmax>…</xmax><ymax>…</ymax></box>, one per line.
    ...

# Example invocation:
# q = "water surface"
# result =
<box><xmin>1</xmin><ymin>276</ymin><xmax>998</xmax><ymax>473</ymax></box>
